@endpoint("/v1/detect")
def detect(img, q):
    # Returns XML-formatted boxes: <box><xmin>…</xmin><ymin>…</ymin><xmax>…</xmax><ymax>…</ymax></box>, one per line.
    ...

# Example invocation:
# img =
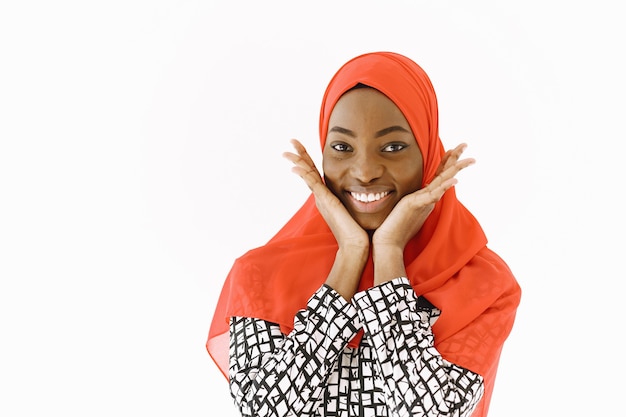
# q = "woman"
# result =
<box><xmin>207</xmin><ymin>51</ymin><xmax>521</xmax><ymax>417</ymax></box>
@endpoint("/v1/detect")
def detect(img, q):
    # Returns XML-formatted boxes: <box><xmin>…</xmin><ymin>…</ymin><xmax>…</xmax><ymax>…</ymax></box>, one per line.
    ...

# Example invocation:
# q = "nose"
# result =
<box><xmin>351</xmin><ymin>150</ymin><xmax>384</xmax><ymax>183</ymax></box>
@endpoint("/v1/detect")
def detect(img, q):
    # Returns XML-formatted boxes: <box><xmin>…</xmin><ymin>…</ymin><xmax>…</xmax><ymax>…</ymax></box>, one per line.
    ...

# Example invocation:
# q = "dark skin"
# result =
<box><xmin>283</xmin><ymin>88</ymin><xmax>474</xmax><ymax>301</ymax></box>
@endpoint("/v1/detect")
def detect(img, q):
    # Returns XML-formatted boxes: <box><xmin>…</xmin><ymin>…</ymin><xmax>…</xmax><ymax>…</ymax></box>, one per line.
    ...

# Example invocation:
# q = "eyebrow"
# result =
<box><xmin>328</xmin><ymin>125</ymin><xmax>410</xmax><ymax>138</ymax></box>
<box><xmin>375</xmin><ymin>125</ymin><xmax>410</xmax><ymax>137</ymax></box>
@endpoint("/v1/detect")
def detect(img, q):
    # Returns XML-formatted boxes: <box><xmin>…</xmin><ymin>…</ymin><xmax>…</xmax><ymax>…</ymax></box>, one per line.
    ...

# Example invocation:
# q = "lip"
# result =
<box><xmin>345</xmin><ymin>190</ymin><xmax>394</xmax><ymax>214</ymax></box>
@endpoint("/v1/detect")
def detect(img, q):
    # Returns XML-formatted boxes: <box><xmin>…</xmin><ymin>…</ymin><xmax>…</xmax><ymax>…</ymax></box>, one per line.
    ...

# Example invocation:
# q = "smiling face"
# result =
<box><xmin>322</xmin><ymin>87</ymin><xmax>424</xmax><ymax>231</ymax></box>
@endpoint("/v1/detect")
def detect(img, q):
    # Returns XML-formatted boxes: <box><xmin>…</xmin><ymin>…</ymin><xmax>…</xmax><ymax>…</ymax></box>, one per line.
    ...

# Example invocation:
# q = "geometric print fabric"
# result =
<box><xmin>229</xmin><ymin>278</ymin><xmax>483</xmax><ymax>416</ymax></box>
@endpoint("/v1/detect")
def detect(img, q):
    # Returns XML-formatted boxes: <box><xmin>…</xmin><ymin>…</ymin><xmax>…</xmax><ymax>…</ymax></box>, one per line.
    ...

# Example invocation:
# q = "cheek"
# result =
<box><xmin>322</xmin><ymin>174</ymin><xmax>341</xmax><ymax>197</ymax></box>
<box><xmin>397</xmin><ymin>166</ymin><xmax>424</xmax><ymax>193</ymax></box>
<box><xmin>322</xmin><ymin>165</ymin><xmax>346</xmax><ymax>201</ymax></box>
<box><xmin>322</xmin><ymin>159</ymin><xmax>340</xmax><ymax>185</ymax></box>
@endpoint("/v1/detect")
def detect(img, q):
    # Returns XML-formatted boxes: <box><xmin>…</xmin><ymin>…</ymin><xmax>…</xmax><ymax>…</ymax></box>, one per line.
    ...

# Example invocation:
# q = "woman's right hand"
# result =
<box><xmin>283</xmin><ymin>139</ymin><xmax>369</xmax><ymax>252</ymax></box>
<box><xmin>283</xmin><ymin>139</ymin><xmax>369</xmax><ymax>300</ymax></box>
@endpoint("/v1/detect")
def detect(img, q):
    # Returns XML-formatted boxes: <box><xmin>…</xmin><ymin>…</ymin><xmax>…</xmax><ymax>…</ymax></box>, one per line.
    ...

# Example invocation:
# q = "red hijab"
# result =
<box><xmin>207</xmin><ymin>52</ymin><xmax>521</xmax><ymax>417</ymax></box>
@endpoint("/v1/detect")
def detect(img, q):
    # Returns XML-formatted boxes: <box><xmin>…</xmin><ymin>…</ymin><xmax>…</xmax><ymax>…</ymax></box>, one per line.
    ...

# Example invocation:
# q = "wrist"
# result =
<box><xmin>325</xmin><ymin>246</ymin><xmax>369</xmax><ymax>301</ymax></box>
<box><xmin>337</xmin><ymin>243</ymin><xmax>369</xmax><ymax>262</ymax></box>
<box><xmin>373</xmin><ymin>244</ymin><xmax>406</xmax><ymax>285</ymax></box>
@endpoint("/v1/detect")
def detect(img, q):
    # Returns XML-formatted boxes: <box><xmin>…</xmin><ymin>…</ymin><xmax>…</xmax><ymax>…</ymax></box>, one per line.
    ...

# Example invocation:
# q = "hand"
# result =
<box><xmin>284</xmin><ymin>139</ymin><xmax>369</xmax><ymax>300</ymax></box>
<box><xmin>372</xmin><ymin>143</ymin><xmax>475</xmax><ymax>251</ymax></box>
<box><xmin>283</xmin><ymin>139</ymin><xmax>369</xmax><ymax>252</ymax></box>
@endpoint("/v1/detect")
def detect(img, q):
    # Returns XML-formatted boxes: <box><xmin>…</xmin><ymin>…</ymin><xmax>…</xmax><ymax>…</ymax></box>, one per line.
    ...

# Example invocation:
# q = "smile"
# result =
<box><xmin>349</xmin><ymin>191</ymin><xmax>390</xmax><ymax>203</ymax></box>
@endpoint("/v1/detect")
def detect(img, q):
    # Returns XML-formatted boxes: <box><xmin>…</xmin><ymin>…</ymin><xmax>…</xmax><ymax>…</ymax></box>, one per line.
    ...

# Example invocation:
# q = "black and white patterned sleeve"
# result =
<box><xmin>229</xmin><ymin>284</ymin><xmax>361</xmax><ymax>417</ymax></box>
<box><xmin>353</xmin><ymin>277</ymin><xmax>484</xmax><ymax>417</ymax></box>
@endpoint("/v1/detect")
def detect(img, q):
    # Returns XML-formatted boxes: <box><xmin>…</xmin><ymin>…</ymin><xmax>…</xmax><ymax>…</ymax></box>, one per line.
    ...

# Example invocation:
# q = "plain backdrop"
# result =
<box><xmin>1</xmin><ymin>1</ymin><xmax>624</xmax><ymax>416</ymax></box>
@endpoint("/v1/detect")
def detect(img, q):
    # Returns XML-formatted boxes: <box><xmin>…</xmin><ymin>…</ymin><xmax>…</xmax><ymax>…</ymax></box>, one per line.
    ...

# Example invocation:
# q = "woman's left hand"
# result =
<box><xmin>372</xmin><ymin>143</ymin><xmax>475</xmax><ymax>251</ymax></box>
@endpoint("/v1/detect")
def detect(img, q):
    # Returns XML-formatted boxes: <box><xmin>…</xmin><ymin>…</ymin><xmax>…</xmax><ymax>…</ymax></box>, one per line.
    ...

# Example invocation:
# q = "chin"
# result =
<box><xmin>355</xmin><ymin>216</ymin><xmax>385</xmax><ymax>232</ymax></box>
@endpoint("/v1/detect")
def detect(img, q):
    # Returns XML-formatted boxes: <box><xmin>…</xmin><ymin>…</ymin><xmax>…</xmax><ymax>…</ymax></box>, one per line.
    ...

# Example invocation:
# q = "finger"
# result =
<box><xmin>436</xmin><ymin>143</ymin><xmax>468</xmax><ymax>175</ymax></box>
<box><xmin>431</xmin><ymin>175</ymin><xmax>457</xmax><ymax>197</ymax></box>
<box><xmin>283</xmin><ymin>139</ymin><xmax>318</xmax><ymax>170</ymax></box>
<box><xmin>449</xmin><ymin>156</ymin><xmax>475</xmax><ymax>173</ymax></box>
<box><xmin>289</xmin><ymin>138</ymin><xmax>316</xmax><ymax>165</ymax></box>
<box><xmin>410</xmin><ymin>177</ymin><xmax>458</xmax><ymax>207</ymax></box>
<box><xmin>283</xmin><ymin>146</ymin><xmax>325</xmax><ymax>194</ymax></box>
<box><xmin>429</xmin><ymin>157</ymin><xmax>474</xmax><ymax>189</ymax></box>
<box><xmin>451</xmin><ymin>142</ymin><xmax>468</xmax><ymax>156</ymax></box>
<box><xmin>283</xmin><ymin>152</ymin><xmax>313</xmax><ymax>177</ymax></box>
<box><xmin>417</xmin><ymin>158</ymin><xmax>472</xmax><ymax>205</ymax></box>
<box><xmin>282</xmin><ymin>151</ymin><xmax>308</xmax><ymax>168</ymax></box>
<box><xmin>286</xmin><ymin>159</ymin><xmax>323</xmax><ymax>189</ymax></box>
<box><xmin>435</xmin><ymin>152</ymin><xmax>450</xmax><ymax>176</ymax></box>
<box><xmin>443</xmin><ymin>143</ymin><xmax>468</xmax><ymax>170</ymax></box>
<box><xmin>448</xmin><ymin>143</ymin><xmax>467</xmax><ymax>158</ymax></box>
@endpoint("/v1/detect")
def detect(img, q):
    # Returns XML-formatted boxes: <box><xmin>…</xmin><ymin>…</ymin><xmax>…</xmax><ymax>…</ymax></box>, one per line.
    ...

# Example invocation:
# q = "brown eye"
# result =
<box><xmin>382</xmin><ymin>143</ymin><xmax>407</xmax><ymax>152</ymax></box>
<box><xmin>331</xmin><ymin>142</ymin><xmax>352</xmax><ymax>152</ymax></box>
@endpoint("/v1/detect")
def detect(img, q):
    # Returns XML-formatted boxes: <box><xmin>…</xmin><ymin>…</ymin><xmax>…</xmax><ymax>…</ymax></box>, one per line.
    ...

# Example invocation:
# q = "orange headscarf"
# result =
<box><xmin>207</xmin><ymin>52</ymin><xmax>521</xmax><ymax>417</ymax></box>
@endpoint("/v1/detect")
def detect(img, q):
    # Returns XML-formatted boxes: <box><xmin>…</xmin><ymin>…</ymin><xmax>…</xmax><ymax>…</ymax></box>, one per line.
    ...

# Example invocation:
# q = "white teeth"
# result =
<box><xmin>350</xmin><ymin>191</ymin><xmax>389</xmax><ymax>203</ymax></box>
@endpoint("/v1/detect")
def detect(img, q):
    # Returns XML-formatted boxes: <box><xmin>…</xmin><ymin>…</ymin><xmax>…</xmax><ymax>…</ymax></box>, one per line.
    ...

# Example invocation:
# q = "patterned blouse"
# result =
<box><xmin>229</xmin><ymin>277</ymin><xmax>484</xmax><ymax>417</ymax></box>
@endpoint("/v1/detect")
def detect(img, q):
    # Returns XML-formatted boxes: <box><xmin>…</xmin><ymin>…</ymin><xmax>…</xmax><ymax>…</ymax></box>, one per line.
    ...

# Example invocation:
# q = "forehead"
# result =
<box><xmin>329</xmin><ymin>87</ymin><xmax>411</xmax><ymax>127</ymax></box>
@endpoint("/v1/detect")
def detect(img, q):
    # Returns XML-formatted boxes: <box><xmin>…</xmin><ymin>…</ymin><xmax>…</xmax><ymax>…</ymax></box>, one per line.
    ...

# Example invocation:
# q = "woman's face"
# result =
<box><xmin>323</xmin><ymin>87</ymin><xmax>424</xmax><ymax>231</ymax></box>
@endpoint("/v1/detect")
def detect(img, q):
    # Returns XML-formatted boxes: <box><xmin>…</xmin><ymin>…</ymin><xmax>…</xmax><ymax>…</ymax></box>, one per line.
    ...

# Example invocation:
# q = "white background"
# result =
<box><xmin>1</xmin><ymin>1</ymin><xmax>624</xmax><ymax>416</ymax></box>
